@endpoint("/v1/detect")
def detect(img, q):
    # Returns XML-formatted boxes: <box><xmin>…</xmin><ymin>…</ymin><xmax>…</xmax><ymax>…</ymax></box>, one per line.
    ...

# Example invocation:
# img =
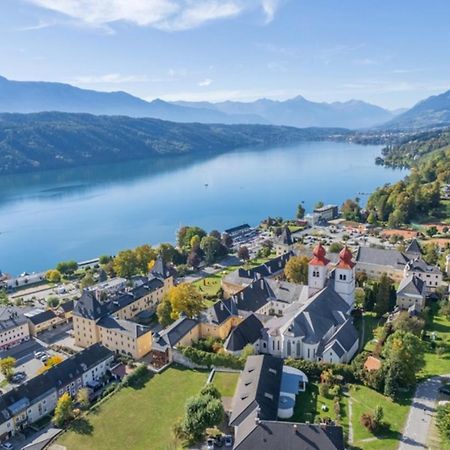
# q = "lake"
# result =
<box><xmin>0</xmin><ymin>142</ymin><xmax>405</xmax><ymax>275</ymax></box>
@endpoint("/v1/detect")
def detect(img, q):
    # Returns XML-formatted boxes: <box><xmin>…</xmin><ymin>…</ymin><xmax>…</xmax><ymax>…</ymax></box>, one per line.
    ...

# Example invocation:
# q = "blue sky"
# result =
<box><xmin>1</xmin><ymin>0</ymin><xmax>449</xmax><ymax>109</ymax></box>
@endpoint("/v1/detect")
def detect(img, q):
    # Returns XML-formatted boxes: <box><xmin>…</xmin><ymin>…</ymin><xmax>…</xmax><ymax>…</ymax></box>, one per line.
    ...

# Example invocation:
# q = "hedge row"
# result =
<box><xmin>180</xmin><ymin>346</ymin><xmax>244</xmax><ymax>370</ymax></box>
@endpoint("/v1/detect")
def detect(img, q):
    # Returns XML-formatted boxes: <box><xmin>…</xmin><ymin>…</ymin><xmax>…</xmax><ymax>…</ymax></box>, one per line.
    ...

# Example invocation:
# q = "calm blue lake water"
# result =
<box><xmin>0</xmin><ymin>142</ymin><xmax>405</xmax><ymax>275</ymax></box>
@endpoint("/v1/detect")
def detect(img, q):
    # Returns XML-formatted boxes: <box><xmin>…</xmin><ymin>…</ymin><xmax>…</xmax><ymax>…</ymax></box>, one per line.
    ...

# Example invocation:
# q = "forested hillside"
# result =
<box><xmin>0</xmin><ymin>112</ymin><xmax>348</xmax><ymax>175</ymax></box>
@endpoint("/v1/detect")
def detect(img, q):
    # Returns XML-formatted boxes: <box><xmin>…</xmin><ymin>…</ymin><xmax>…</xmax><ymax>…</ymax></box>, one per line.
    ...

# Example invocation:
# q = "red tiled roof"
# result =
<box><xmin>309</xmin><ymin>243</ymin><xmax>330</xmax><ymax>266</ymax></box>
<box><xmin>336</xmin><ymin>246</ymin><xmax>355</xmax><ymax>269</ymax></box>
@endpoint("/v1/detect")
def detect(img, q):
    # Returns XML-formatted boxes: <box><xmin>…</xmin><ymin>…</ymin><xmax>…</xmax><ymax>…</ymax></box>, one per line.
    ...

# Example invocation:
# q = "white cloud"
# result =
<box><xmin>23</xmin><ymin>0</ymin><xmax>283</xmax><ymax>31</ymax></box>
<box><xmin>198</xmin><ymin>78</ymin><xmax>212</xmax><ymax>87</ymax></box>
<box><xmin>72</xmin><ymin>73</ymin><xmax>152</xmax><ymax>84</ymax></box>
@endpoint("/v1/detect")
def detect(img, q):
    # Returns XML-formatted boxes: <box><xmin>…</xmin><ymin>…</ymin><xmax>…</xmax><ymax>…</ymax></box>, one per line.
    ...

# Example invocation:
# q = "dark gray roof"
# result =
<box><xmin>225</xmin><ymin>314</ymin><xmax>263</xmax><ymax>352</ymax></box>
<box><xmin>231</xmin><ymin>278</ymin><xmax>306</xmax><ymax>313</ymax></box>
<box><xmin>356</xmin><ymin>247</ymin><xmax>409</xmax><ymax>269</ymax></box>
<box><xmin>0</xmin><ymin>344</ymin><xmax>113</xmax><ymax>425</ymax></box>
<box><xmin>405</xmin><ymin>239</ymin><xmax>422</xmax><ymax>255</ymax></box>
<box><xmin>27</xmin><ymin>310</ymin><xmax>57</xmax><ymax>325</ymax></box>
<box><xmin>0</xmin><ymin>307</ymin><xmax>28</xmax><ymax>331</ymax></box>
<box><xmin>234</xmin><ymin>419</ymin><xmax>345</xmax><ymax>450</ymax></box>
<box><xmin>149</xmin><ymin>256</ymin><xmax>172</xmax><ymax>280</ymax></box>
<box><xmin>225</xmin><ymin>224</ymin><xmax>251</xmax><ymax>234</ymax></box>
<box><xmin>276</xmin><ymin>285</ymin><xmax>349</xmax><ymax>345</ymax></box>
<box><xmin>201</xmin><ymin>299</ymin><xmax>238</xmax><ymax>325</ymax></box>
<box><xmin>97</xmin><ymin>316</ymin><xmax>151</xmax><ymax>338</ymax></box>
<box><xmin>157</xmin><ymin>316</ymin><xmax>198</xmax><ymax>347</ymax></box>
<box><xmin>74</xmin><ymin>275</ymin><xmax>165</xmax><ymax>321</ymax></box>
<box><xmin>405</xmin><ymin>258</ymin><xmax>441</xmax><ymax>274</ymax></box>
<box><xmin>230</xmin><ymin>355</ymin><xmax>283</xmax><ymax>426</ymax></box>
<box><xmin>276</xmin><ymin>226</ymin><xmax>293</xmax><ymax>246</ymax></box>
<box><xmin>60</xmin><ymin>300</ymin><xmax>74</xmax><ymax>313</ymax></box>
<box><xmin>323</xmin><ymin>318</ymin><xmax>359</xmax><ymax>355</ymax></box>
<box><xmin>397</xmin><ymin>274</ymin><xmax>426</xmax><ymax>297</ymax></box>
<box><xmin>224</xmin><ymin>252</ymin><xmax>293</xmax><ymax>287</ymax></box>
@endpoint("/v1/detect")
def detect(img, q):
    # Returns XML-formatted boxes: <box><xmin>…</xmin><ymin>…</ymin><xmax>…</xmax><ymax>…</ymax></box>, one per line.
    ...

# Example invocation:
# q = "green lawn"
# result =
<box><xmin>212</xmin><ymin>371</ymin><xmax>240</xmax><ymax>397</ymax></box>
<box><xmin>350</xmin><ymin>385</ymin><xmax>411</xmax><ymax>450</ymax></box>
<box><xmin>57</xmin><ymin>366</ymin><xmax>208</xmax><ymax>450</ymax></box>
<box><xmin>289</xmin><ymin>383</ymin><xmax>349</xmax><ymax>440</ymax></box>
<box><xmin>361</xmin><ymin>313</ymin><xmax>383</xmax><ymax>353</ymax></box>
<box><xmin>193</xmin><ymin>255</ymin><xmax>274</xmax><ymax>302</ymax></box>
<box><xmin>420</xmin><ymin>314</ymin><xmax>450</xmax><ymax>378</ymax></box>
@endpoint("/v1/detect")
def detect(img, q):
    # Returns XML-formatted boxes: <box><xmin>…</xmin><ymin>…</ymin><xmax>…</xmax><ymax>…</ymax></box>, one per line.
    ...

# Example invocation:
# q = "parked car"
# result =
<box><xmin>206</xmin><ymin>437</ymin><xmax>215</xmax><ymax>450</ymax></box>
<box><xmin>1</xmin><ymin>442</ymin><xmax>14</xmax><ymax>449</ymax></box>
<box><xmin>11</xmin><ymin>372</ymin><xmax>26</xmax><ymax>384</ymax></box>
<box><xmin>40</xmin><ymin>354</ymin><xmax>49</xmax><ymax>363</ymax></box>
<box><xmin>34</xmin><ymin>351</ymin><xmax>45</xmax><ymax>359</ymax></box>
<box><xmin>224</xmin><ymin>435</ymin><xmax>233</xmax><ymax>447</ymax></box>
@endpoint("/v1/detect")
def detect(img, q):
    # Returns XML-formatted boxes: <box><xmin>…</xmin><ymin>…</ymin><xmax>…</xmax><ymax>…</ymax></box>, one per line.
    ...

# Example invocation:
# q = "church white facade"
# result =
<box><xmin>258</xmin><ymin>244</ymin><xmax>359</xmax><ymax>364</ymax></box>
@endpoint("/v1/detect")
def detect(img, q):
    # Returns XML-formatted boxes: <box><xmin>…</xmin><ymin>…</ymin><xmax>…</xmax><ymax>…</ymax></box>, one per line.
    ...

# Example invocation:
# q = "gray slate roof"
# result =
<box><xmin>200</xmin><ymin>298</ymin><xmax>238</xmax><ymax>325</ymax></box>
<box><xmin>0</xmin><ymin>344</ymin><xmax>113</xmax><ymax>425</ymax></box>
<box><xmin>0</xmin><ymin>307</ymin><xmax>28</xmax><ymax>331</ymax></box>
<box><xmin>27</xmin><ymin>310</ymin><xmax>57</xmax><ymax>325</ymax></box>
<box><xmin>230</xmin><ymin>355</ymin><xmax>283</xmax><ymax>426</ymax></box>
<box><xmin>234</xmin><ymin>418</ymin><xmax>345</xmax><ymax>450</ymax></box>
<box><xmin>275</xmin><ymin>226</ymin><xmax>293</xmax><ymax>246</ymax></box>
<box><xmin>397</xmin><ymin>274</ymin><xmax>426</xmax><ymax>297</ymax></box>
<box><xmin>356</xmin><ymin>247</ymin><xmax>409</xmax><ymax>270</ymax></box>
<box><xmin>224</xmin><ymin>314</ymin><xmax>263</xmax><ymax>352</ymax></box>
<box><xmin>405</xmin><ymin>239</ymin><xmax>422</xmax><ymax>255</ymax></box>
<box><xmin>231</xmin><ymin>278</ymin><xmax>307</xmax><ymax>313</ymax></box>
<box><xmin>322</xmin><ymin>318</ymin><xmax>358</xmax><ymax>357</ymax></box>
<box><xmin>156</xmin><ymin>316</ymin><xmax>198</xmax><ymax>348</ymax></box>
<box><xmin>97</xmin><ymin>316</ymin><xmax>151</xmax><ymax>338</ymax></box>
<box><xmin>405</xmin><ymin>258</ymin><xmax>441</xmax><ymax>274</ymax></box>
<box><xmin>223</xmin><ymin>252</ymin><xmax>293</xmax><ymax>287</ymax></box>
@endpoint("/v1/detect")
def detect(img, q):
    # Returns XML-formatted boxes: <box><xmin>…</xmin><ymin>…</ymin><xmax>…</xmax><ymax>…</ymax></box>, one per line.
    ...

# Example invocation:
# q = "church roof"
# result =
<box><xmin>405</xmin><ymin>239</ymin><xmax>422</xmax><ymax>256</ymax></box>
<box><xmin>336</xmin><ymin>246</ymin><xmax>355</xmax><ymax>269</ymax></box>
<box><xmin>276</xmin><ymin>226</ymin><xmax>293</xmax><ymax>246</ymax></box>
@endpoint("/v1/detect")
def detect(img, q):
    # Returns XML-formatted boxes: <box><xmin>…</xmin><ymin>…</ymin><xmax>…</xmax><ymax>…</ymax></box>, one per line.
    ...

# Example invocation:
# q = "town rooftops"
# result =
<box><xmin>60</xmin><ymin>300</ymin><xmax>74</xmax><ymax>313</ymax></box>
<box><xmin>224</xmin><ymin>224</ymin><xmax>251</xmax><ymax>234</ymax></box>
<box><xmin>224</xmin><ymin>314</ymin><xmax>263</xmax><ymax>353</ymax></box>
<box><xmin>155</xmin><ymin>315</ymin><xmax>198</xmax><ymax>348</ymax></box>
<box><xmin>0</xmin><ymin>307</ymin><xmax>28</xmax><ymax>332</ymax></box>
<box><xmin>405</xmin><ymin>257</ymin><xmax>441</xmax><ymax>274</ymax></box>
<box><xmin>0</xmin><ymin>344</ymin><xmax>113</xmax><ymax>425</ymax></box>
<box><xmin>355</xmin><ymin>246</ymin><xmax>409</xmax><ymax>270</ymax></box>
<box><xmin>149</xmin><ymin>256</ymin><xmax>173</xmax><ymax>280</ymax></box>
<box><xmin>26</xmin><ymin>309</ymin><xmax>57</xmax><ymax>325</ymax></box>
<box><xmin>97</xmin><ymin>316</ymin><xmax>151</xmax><ymax>338</ymax></box>
<box><xmin>275</xmin><ymin>226</ymin><xmax>293</xmax><ymax>246</ymax></box>
<box><xmin>233</xmin><ymin>419</ymin><xmax>345</xmax><ymax>450</ymax></box>
<box><xmin>405</xmin><ymin>239</ymin><xmax>422</xmax><ymax>256</ymax></box>
<box><xmin>230</xmin><ymin>355</ymin><xmax>283</xmax><ymax>426</ymax></box>
<box><xmin>397</xmin><ymin>274</ymin><xmax>426</xmax><ymax>297</ymax></box>
<box><xmin>201</xmin><ymin>298</ymin><xmax>238</xmax><ymax>326</ymax></box>
<box><xmin>322</xmin><ymin>318</ymin><xmax>359</xmax><ymax>357</ymax></box>
<box><xmin>223</xmin><ymin>252</ymin><xmax>293</xmax><ymax>287</ymax></box>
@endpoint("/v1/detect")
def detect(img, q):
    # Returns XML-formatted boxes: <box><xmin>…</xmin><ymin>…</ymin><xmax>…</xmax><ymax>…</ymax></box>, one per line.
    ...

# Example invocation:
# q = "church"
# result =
<box><xmin>256</xmin><ymin>243</ymin><xmax>359</xmax><ymax>364</ymax></box>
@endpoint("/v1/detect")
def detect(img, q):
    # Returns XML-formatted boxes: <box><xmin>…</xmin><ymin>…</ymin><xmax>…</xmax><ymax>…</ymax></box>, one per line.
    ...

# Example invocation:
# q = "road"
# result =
<box><xmin>399</xmin><ymin>375</ymin><xmax>448</xmax><ymax>450</ymax></box>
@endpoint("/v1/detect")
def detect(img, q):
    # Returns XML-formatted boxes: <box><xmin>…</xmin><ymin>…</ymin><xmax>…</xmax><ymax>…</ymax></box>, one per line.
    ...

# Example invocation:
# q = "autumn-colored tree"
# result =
<box><xmin>284</xmin><ymin>255</ymin><xmax>309</xmax><ymax>284</ymax></box>
<box><xmin>237</xmin><ymin>246</ymin><xmax>250</xmax><ymax>262</ymax></box>
<box><xmin>166</xmin><ymin>283</ymin><xmax>205</xmax><ymax>320</ymax></box>
<box><xmin>135</xmin><ymin>244</ymin><xmax>157</xmax><ymax>274</ymax></box>
<box><xmin>38</xmin><ymin>355</ymin><xmax>63</xmax><ymax>374</ymax></box>
<box><xmin>0</xmin><ymin>357</ymin><xmax>15</xmax><ymax>381</ymax></box>
<box><xmin>53</xmin><ymin>392</ymin><xmax>73</xmax><ymax>426</ymax></box>
<box><xmin>76</xmin><ymin>387</ymin><xmax>90</xmax><ymax>409</ymax></box>
<box><xmin>45</xmin><ymin>269</ymin><xmax>61</xmax><ymax>283</ymax></box>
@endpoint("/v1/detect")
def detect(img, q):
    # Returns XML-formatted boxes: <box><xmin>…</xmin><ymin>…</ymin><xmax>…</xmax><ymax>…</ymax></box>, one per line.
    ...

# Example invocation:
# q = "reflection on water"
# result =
<box><xmin>0</xmin><ymin>142</ymin><xmax>406</xmax><ymax>274</ymax></box>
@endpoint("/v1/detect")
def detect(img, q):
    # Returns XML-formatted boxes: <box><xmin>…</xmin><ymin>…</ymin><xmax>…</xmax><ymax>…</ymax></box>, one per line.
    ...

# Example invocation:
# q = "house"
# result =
<box><xmin>198</xmin><ymin>299</ymin><xmax>242</xmax><ymax>340</ymax></box>
<box><xmin>221</xmin><ymin>252</ymin><xmax>293</xmax><ymax>297</ymax></box>
<box><xmin>26</xmin><ymin>310</ymin><xmax>63</xmax><ymax>336</ymax></box>
<box><xmin>224</xmin><ymin>224</ymin><xmax>253</xmax><ymax>242</ymax></box>
<box><xmin>274</xmin><ymin>226</ymin><xmax>294</xmax><ymax>256</ymax></box>
<box><xmin>224</xmin><ymin>314</ymin><xmax>264</xmax><ymax>354</ymax></box>
<box><xmin>88</xmin><ymin>277</ymin><xmax>127</xmax><ymax>296</ymax></box>
<box><xmin>230</xmin><ymin>355</ymin><xmax>343</xmax><ymax>450</ymax></box>
<box><xmin>0</xmin><ymin>308</ymin><xmax>30</xmax><ymax>350</ymax></box>
<box><xmin>2</xmin><ymin>272</ymin><xmax>45</xmax><ymax>291</ymax></box>
<box><xmin>396</xmin><ymin>274</ymin><xmax>427</xmax><ymax>311</ymax></box>
<box><xmin>355</xmin><ymin>242</ymin><xmax>442</xmax><ymax>287</ymax></box>
<box><xmin>404</xmin><ymin>258</ymin><xmax>442</xmax><ymax>290</ymax></box>
<box><xmin>313</xmin><ymin>204</ymin><xmax>339</xmax><ymax>225</ymax></box>
<box><xmin>58</xmin><ymin>300</ymin><xmax>74</xmax><ymax>321</ymax></box>
<box><xmin>257</xmin><ymin>245</ymin><xmax>359</xmax><ymax>364</ymax></box>
<box><xmin>73</xmin><ymin>256</ymin><xmax>173</xmax><ymax>357</ymax></box>
<box><xmin>0</xmin><ymin>344</ymin><xmax>113</xmax><ymax>441</ymax></box>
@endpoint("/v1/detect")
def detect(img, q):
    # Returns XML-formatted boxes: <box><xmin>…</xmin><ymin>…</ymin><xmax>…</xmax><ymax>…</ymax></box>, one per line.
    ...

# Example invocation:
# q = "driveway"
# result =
<box><xmin>399</xmin><ymin>375</ymin><xmax>449</xmax><ymax>450</ymax></box>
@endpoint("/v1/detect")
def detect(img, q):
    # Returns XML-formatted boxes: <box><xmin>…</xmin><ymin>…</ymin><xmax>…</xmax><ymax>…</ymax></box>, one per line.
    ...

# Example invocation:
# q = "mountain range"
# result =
<box><xmin>1</xmin><ymin>75</ymin><xmax>449</xmax><ymax>130</ymax></box>
<box><xmin>0</xmin><ymin>75</ymin><xmax>393</xmax><ymax>129</ymax></box>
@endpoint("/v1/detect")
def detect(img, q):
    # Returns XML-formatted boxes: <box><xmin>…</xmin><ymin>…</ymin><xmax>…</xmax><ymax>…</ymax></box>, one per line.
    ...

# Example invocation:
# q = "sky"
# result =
<box><xmin>1</xmin><ymin>0</ymin><xmax>450</xmax><ymax>110</ymax></box>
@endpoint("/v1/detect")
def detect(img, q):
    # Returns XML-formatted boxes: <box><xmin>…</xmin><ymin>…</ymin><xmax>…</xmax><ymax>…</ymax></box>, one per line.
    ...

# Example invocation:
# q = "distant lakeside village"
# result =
<box><xmin>0</xmin><ymin>199</ymin><xmax>449</xmax><ymax>450</ymax></box>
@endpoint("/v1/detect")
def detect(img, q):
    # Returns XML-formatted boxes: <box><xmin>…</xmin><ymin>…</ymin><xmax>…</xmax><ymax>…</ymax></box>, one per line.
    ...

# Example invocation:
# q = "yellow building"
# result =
<box><xmin>73</xmin><ymin>257</ymin><xmax>173</xmax><ymax>358</ymax></box>
<box><xmin>27</xmin><ymin>310</ymin><xmax>64</xmax><ymax>336</ymax></box>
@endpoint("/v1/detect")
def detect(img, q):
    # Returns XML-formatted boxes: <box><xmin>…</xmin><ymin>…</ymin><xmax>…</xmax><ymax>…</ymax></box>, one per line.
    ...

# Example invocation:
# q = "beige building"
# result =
<box><xmin>73</xmin><ymin>257</ymin><xmax>173</xmax><ymax>358</ymax></box>
<box><xmin>26</xmin><ymin>310</ymin><xmax>64</xmax><ymax>336</ymax></box>
<box><xmin>274</xmin><ymin>227</ymin><xmax>294</xmax><ymax>256</ymax></box>
<box><xmin>0</xmin><ymin>308</ymin><xmax>30</xmax><ymax>350</ymax></box>
<box><xmin>396</xmin><ymin>274</ymin><xmax>427</xmax><ymax>311</ymax></box>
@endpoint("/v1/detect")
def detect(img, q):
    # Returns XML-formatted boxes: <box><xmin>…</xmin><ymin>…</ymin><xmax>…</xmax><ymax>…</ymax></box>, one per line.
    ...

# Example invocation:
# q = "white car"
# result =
<box><xmin>1</xmin><ymin>442</ymin><xmax>14</xmax><ymax>449</ymax></box>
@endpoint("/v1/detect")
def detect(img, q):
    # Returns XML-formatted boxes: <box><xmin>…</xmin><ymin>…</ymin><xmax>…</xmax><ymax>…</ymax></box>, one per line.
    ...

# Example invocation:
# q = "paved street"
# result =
<box><xmin>399</xmin><ymin>375</ymin><xmax>448</xmax><ymax>450</ymax></box>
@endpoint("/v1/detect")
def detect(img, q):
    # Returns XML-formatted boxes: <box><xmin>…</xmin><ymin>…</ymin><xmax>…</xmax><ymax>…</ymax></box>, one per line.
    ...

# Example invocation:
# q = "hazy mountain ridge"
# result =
<box><xmin>384</xmin><ymin>89</ymin><xmax>450</xmax><ymax>129</ymax></box>
<box><xmin>0</xmin><ymin>75</ymin><xmax>392</xmax><ymax>129</ymax></box>
<box><xmin>0</xmin><ymin>111</ymin><xmax>349</xmax><ymax>175</ymax></box>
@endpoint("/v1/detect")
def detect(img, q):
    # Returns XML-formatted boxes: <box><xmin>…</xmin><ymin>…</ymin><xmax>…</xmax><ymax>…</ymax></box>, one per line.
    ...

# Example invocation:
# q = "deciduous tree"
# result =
<box><xmin>284</xmin><ymin>255</ymin><xmax>309</xmax><ymax>284</ymax></box>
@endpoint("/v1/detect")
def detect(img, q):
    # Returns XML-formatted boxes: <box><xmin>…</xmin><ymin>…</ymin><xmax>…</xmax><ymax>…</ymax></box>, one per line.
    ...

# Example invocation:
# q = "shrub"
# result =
<box><xmin>122</xmin><ymin>364</ymin><xmax>151</xmax><ymax>388</ymax></box>
<box><xmin>360</xmin><ymin>412</ymin><xmax>375</xmax><ymax>432</ymax></box>
<box><xmin>319</xmin><ymin>383</ymin><xmax>329</xmax><ymax>398</ymax></box>
<box><xmin>180</xmin><ymin>346</ymin><xmax>244</xmax><ymax>370</ymax></box>
<box><xmin>329</xmin><ymin>384</ymin><xmax>341</xmax><ymax>397</ymax></box>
